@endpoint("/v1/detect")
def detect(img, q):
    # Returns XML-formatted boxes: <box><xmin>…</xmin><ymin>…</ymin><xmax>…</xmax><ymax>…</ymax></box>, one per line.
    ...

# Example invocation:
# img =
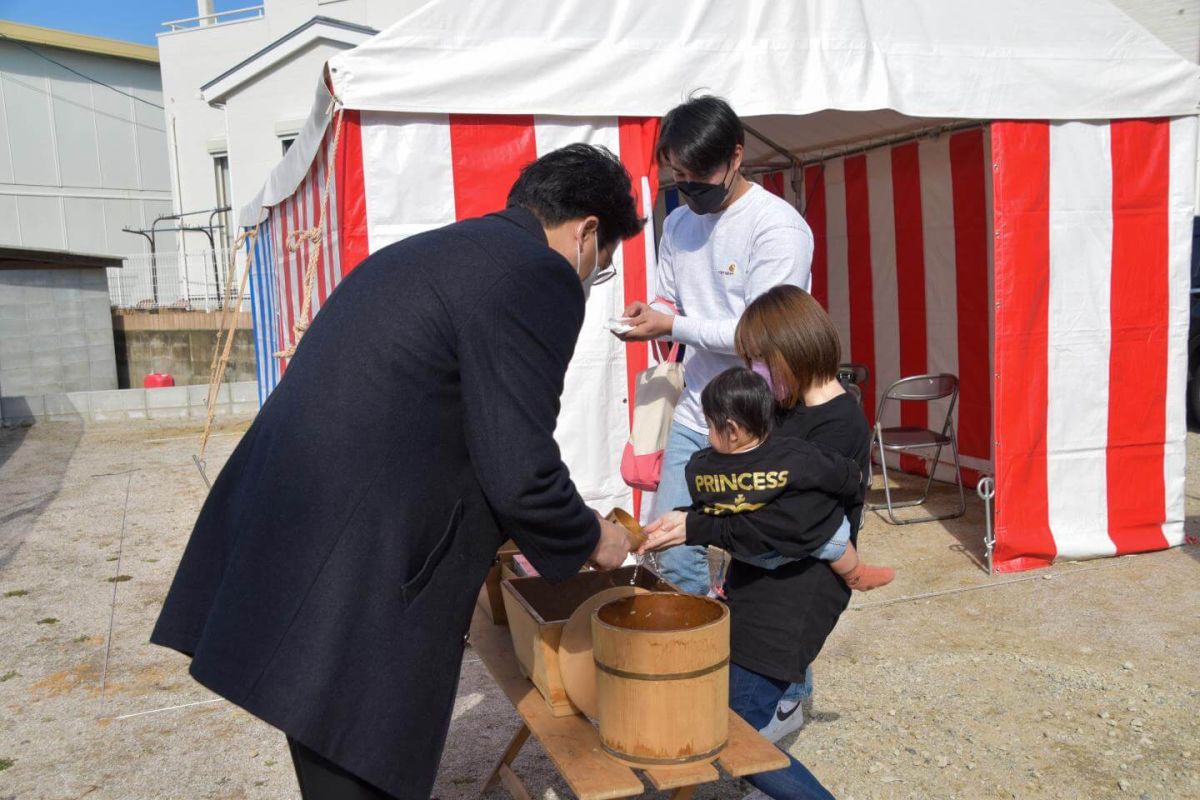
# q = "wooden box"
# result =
<box><xmin>477</xmin><ymin>540</ymin><xmax>521</xmax><ymax>625</ymax></box>
<box><xmin>500</xmin><ymin>565</ymin><xmax>673</xmax><ymax>717</ymax></box>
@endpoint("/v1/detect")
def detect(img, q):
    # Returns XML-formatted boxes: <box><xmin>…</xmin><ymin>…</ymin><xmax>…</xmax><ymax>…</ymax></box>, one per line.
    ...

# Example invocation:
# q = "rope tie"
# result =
<box><xmin>192</xmin><ymin>100</ymin><xmax>343</xmax><ymax>470</ymax></box>
<box><xmin>197</xmin><ymin>223</ymin><xmax>260</xmax><ymax>463</ymax></box>
<box><xmin>196</xmin><ymin>100</ymin><xmax>344</xmax><ymax>469</ymax></box>
<box><xmin>275</xmin><ymin>105</ymin><xmax>345</xmax><ymax>360</ymax></box>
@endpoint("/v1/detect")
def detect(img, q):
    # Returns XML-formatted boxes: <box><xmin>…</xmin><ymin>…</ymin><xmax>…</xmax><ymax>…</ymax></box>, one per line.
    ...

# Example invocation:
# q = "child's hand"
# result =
<box><xmin>639</xmin><ymin>511</ymin><xmax>688</xmax><ymax>554</ymax></box>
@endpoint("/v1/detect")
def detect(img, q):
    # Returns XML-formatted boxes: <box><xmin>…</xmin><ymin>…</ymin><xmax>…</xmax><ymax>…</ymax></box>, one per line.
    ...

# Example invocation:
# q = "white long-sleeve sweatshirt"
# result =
<box><xmin>652</xmin><ymin>182</ymin><xmax>813</xmax><ymax>434</ymax></box>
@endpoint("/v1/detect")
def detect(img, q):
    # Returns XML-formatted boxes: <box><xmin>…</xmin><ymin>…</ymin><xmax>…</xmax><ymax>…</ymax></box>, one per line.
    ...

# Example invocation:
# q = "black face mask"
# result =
<box><xmin>676</xmin><ymin>162</ymin><xmax>734</xmax><ymax>215</ymax></box>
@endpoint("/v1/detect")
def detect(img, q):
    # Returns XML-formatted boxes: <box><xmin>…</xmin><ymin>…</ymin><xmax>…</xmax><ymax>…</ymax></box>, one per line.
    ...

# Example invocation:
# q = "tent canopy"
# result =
<box><xmin>329</xmin><ymin>0</ymin><xmax>1200</xmax><ymax>127</ymax></box>
<box><xmin>240</xmin><ymin>0</ymin><xmax>1200</xmax><ymax>225</ymax></box>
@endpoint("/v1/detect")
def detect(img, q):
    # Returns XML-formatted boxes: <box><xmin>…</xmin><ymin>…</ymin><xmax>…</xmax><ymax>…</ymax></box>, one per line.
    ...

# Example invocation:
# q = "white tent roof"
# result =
<box><xmin>328</xmin><ymin>0</ymin><xmax>1200</xmax><ymax>123</ymax></box>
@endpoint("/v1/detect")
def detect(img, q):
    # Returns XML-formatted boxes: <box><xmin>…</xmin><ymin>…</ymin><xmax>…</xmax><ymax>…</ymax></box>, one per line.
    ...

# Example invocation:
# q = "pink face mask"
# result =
<box><xmin>751</xmin><ymin>360</ymin><xmax>787</xmax><ymax>402</ymax></box>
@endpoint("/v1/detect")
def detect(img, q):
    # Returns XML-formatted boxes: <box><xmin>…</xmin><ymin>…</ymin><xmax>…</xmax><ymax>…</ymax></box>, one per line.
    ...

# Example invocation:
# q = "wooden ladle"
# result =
<box><xmin>606</xmin><ymin>507</ymin><xmax>647</xmax><ymax>551</ymax></box>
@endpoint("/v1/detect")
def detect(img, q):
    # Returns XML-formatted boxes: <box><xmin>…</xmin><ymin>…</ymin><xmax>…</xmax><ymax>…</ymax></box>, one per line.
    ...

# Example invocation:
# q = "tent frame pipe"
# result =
<box><xmin>742</xmin><ymin>122</ymin><xmax>803</xmax><ymax>169</ymax></box>
<box><xmin>797</xmin><ymin>120</ymin><xmax>986</xmax><ymax>167</ymax></box>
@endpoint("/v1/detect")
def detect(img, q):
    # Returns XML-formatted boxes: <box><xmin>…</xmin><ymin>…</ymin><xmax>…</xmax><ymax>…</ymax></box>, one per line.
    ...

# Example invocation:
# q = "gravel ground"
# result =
<box><xmin>0</xmin><ymin>419</ymin><xmax>1197</xmax><ymax>800</ymax></box>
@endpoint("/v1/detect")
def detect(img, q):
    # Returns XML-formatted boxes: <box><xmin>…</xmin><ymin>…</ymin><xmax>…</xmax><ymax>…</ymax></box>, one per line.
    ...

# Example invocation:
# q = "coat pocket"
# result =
<box><xmin>401</xmin><ymin>499</ymin><xmax>464</xmax><ymax>607</ymax></box>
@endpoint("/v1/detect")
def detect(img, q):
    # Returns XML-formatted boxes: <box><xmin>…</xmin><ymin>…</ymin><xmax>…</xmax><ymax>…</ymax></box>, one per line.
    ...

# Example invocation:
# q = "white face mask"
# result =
<box><xmin>577</xmin><ymin>232</ymin><xmax>601</xmax><ymax>301</ymax></box>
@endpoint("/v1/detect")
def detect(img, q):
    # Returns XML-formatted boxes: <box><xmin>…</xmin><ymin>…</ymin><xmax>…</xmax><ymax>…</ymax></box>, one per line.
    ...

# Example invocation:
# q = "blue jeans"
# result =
<box><xmin>652</xmin><ymin>422</ymin><xmax>711</xmax><ymax>595</ymax></box>
<box><xmin>780</xmin><ymin>665</ymin><xmax>814</xmax><ymax>706</ymax></box>
<box><xmin>730</xmin><ymin>664</ymin><xmax>834</xmax><ymax>799</ymax></box>
<box><xmin>737</xmin><ymin>518</ymin><xmax>851</xmax><ymax>570</ymax></box>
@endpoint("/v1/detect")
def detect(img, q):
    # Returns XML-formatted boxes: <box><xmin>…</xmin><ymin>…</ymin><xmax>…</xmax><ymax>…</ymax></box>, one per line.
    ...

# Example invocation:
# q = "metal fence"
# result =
<box><xmin>107</xmin><ymin>251</ymin><xmax>249</xmax><ymax>312</ymax></box>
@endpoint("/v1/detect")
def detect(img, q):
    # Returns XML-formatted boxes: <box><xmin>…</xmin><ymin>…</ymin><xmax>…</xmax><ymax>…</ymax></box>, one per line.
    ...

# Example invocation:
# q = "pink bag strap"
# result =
<box><xmin>649</xmin><ymin>296</ymin><xmax>681</xmax><ymax>363</ymax></box>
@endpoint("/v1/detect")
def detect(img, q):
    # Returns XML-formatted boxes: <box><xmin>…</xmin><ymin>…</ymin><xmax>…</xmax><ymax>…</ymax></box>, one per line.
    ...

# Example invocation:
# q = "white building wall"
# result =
<box><xmin>222</xmin><ymin>41</ymin><xmax>356</xmax><ymax>215</ymax></box>
<box><xmin>0</xmin><ymin>40</ymin><xmax>173</xmax><ymax>305</ymax></box>
<box><xmin>158</xmin><ymin>1</ymin><xmax>410</xmax><ymax>267</ymax></box>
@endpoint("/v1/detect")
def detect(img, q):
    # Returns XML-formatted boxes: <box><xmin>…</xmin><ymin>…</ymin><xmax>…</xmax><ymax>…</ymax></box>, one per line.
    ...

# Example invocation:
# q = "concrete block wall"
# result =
<box><xmin>0</xmin><ymin>380</ymin><xmax>258</xmax><ymax>426</ymax></box>
<box><xmin>0</xmin><ymin>268</ymin><xmax>118</xmax><ymax>396</ymax></box>
<box><xmin>112</xmin><ymin>310</ymin><xmax>256</xmax><ymax>388</ymax></box>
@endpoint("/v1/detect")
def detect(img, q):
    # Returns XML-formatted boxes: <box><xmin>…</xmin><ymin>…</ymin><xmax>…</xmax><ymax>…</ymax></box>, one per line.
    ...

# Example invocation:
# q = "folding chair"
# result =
<box><xmin>837</xmin><ymin>362</ymin><xmax>869</xmax><ymax>408</ymax></box>
<box><xmin>868</xmin><ymin>373</ymin><xmax>966</xmax><ymax>524</ymax></box>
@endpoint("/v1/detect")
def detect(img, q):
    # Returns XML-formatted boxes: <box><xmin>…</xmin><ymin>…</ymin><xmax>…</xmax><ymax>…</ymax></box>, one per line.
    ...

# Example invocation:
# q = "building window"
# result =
<box><xmin>281</xmin><ymin>137</ymin><xmax>295</xmax><ymax>155</ymax></box>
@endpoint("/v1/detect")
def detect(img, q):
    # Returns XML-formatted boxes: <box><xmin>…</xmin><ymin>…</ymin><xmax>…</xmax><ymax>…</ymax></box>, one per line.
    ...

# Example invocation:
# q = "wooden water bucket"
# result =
<box><xmin>501</xmin><ymin>566</ymin><xmax>674</xmax><ymax>716</ymax></box>
<box><xmin>592</xmin><ymin>592</ymin><xmax>730</xmax><ymax>767</ymax></box>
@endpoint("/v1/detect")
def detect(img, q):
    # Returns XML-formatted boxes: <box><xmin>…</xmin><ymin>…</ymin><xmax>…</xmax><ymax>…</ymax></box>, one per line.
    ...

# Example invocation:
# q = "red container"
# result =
<box><xmin>143</xmin><ymin>372</ymin><xmax>175</xmax><ymax>389</ymax></box>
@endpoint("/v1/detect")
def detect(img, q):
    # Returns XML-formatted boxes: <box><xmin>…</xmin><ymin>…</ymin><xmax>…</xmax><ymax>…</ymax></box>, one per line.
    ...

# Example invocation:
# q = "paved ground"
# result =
<box><xmin>0</xmin><ymin>418</ymin><xmax>1197</xmax><ymax>800</ymax></box>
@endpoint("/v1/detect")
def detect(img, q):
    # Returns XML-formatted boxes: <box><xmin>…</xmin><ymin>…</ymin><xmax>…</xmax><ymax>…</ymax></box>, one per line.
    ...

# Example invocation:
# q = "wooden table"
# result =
<box><xmin>468</xmin><ymin>604</ymin><xmax>789</xmax><ymax>800</ymax></box>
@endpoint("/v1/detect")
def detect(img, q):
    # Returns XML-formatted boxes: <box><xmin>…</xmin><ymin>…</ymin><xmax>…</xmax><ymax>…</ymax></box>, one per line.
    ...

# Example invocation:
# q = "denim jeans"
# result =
<box><xmin>780</xmin><ymin>665</ymin><xmax>814</xmax><ymax>706</ymax></box>
<box><xmin>651</xmin><ymin>422</ymin><xmax>712</xmax><ymax>595</ymax></box>
<box><xmin>729</xmin><ymin>664</ymin><xmax>834</xmax><ymax>799</ymax></box>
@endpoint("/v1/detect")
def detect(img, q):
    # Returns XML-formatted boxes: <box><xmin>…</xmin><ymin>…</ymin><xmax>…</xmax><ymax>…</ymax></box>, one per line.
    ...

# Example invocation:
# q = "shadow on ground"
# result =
<box><xmin>0</xmin><ymin>422</ymin><xmax>83</xmax><ymax>572</ymax></box>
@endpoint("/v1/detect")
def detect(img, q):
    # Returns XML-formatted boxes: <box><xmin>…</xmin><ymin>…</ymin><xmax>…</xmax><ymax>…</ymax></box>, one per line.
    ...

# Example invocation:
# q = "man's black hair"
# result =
<box><xmin>701</xmin><ymin>368</ymin><xmax>775</xmax><ymax>440</ymax></box>
<box><xmin>507</xmin><ymin>144</ymin><xmax>643</xmax><ymax>248</ymax></box>
<box><xmin>656</xmin><ymin>95</ymin><xmax>745</xmax><ymax>176</ymax></box>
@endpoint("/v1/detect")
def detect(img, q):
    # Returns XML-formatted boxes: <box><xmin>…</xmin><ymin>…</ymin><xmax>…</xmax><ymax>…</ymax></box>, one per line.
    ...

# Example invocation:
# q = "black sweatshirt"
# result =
<box><xmin>680</xmin><ymin>436</ymin><xmax>860</xmax><ymax>560</ymax></box>
<box><xmin>685</xmin><ymin>392</ymin><xmax>870</xmax><ymax>683</ymax></box>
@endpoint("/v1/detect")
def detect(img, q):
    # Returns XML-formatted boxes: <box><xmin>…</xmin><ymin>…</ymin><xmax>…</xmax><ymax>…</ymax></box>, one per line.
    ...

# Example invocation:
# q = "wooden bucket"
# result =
<box><xmin>501</xmin><ymin>566</ymin><xmax>674</xmax><ymax>717</ymax></box>
<box><xmin>592</xmin><ymin>593</ymin><xmax>730</xmax><ymax>767</ymax></box>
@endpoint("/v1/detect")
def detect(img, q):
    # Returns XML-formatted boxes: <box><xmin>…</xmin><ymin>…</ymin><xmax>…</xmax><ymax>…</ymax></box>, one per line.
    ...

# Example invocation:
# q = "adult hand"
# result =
<box><xmin>637</xmin><ymin>510</ymin><xmax>688</xmax><ymax>554</ymax></box>
<box><xmin>589</xmin><ymin>512</ymin><xmax>632</xmax><ymax>570</ymax></box>
<box><xmin>617</xmin><ymin>301</ymin><xmax>674</xmax><ymax>342</ymax></box>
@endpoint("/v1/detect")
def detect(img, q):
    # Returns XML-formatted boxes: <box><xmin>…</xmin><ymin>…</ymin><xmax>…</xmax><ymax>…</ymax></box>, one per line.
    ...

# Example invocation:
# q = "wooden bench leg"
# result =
<box><xmin>483</xmin><ymin>724</ymin><xmax>531</xmax><ymax>796</ymax></box>
<box><xmin>670</xmin><ymin>786</ymin><xmax>697</xmax><ymax>800</ymax></box>
<box><xmin>497</xmin><ymin>763</ymin><xmax>533</xmax><ymax>800</ymax></box>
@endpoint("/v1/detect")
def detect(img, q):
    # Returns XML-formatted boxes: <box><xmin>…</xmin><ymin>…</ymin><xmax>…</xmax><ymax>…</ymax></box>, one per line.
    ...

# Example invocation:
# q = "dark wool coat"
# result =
<box><xmin>151</xmin><ymin>208</ymin><xmax>600</xmax><ymax>799</ymax></box>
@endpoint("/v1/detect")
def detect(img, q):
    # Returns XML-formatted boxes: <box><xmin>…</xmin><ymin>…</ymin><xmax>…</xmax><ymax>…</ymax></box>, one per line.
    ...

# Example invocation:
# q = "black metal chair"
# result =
<box><xmin>867</xmin><ymin>373</ymin><xmax>966</xmax><ymax>524</ymax></box>
<box><xmin>837</xmin><ymin>362</ymin><xmax>869</xmax><ymax>408</ymax></box>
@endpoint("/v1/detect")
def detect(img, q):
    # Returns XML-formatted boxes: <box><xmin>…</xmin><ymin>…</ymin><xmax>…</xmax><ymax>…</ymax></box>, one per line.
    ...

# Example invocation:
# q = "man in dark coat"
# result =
<box><xmin>150</xmin><ymin>144</ymin><xmax>643</xmax><ymax>799</ymax></box>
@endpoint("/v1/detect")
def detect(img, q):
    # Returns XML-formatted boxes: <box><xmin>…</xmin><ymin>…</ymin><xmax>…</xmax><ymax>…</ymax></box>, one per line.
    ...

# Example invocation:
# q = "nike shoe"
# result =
<box><xmin>758</xmin><ymin>697</ymin><xmax>805</xmax><ymax>742</ymax></box>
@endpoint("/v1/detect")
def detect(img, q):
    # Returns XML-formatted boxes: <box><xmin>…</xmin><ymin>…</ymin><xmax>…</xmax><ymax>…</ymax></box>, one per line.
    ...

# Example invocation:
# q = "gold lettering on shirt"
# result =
<box><xmin>702</xmin><ymin>493</ymin><xmax>766</xmax><ymax>515</ymax></box>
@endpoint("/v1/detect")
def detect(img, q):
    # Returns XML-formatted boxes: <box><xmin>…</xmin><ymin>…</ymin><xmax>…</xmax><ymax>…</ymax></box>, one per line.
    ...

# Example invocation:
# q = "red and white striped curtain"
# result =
<box><xmin>253</xmin><ymin>113</ymin><xmax>660</xmax><ymax>517</ymax></box>
<box><xmin>256</xmin><ymin>113</ymin><xmax>1193</xmax><ymax>572</ymax></box>
<box><xmin>759</xmin><ymin>128</ymin><xmax>995</xmax><ymax>487</ymax></box>
<box><xmin>758</xmin><ymin>118</ymin><xmax>1194</xmax><ymax>572</ymax></box>
<box><xmin>991</xmin><ymin>118</ymin><xmax>1194</xmax><ymax>571</ymax></box>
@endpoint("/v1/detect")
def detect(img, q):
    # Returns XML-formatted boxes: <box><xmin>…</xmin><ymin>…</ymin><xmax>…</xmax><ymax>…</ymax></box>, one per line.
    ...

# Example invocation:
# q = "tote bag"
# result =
<box><xmin>620</xmin><ymin>339</ymin><xmax>684</xmax><ymax>491</ymax></box>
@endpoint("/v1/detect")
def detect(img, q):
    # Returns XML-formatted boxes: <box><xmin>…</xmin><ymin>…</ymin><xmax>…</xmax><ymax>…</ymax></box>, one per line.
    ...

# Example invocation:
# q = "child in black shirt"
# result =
<box><xmin>683</xmin><ymin>367</ymin><xmax>894</xmax><ymax>591</ymax></box>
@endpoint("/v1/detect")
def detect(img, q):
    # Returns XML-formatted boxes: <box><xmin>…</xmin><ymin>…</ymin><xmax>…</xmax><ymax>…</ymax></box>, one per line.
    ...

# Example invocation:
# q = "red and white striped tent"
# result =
<box><xmin>240</xmin><ymin>0</ymin><xmax>1200</xmax><ymax>572</ymax></box>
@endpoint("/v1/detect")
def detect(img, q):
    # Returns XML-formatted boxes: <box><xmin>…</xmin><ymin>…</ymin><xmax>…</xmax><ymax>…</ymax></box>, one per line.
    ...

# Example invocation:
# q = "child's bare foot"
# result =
<box><xmin>843</xmin><ymin>563</ymin><xmax>895</xmax><ymax>591</ymax></box>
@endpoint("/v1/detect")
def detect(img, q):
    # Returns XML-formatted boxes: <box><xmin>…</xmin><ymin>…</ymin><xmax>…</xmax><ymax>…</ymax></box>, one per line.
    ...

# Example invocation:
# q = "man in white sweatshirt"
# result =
<box><xmin>621</xmin><ymin>95</ymin><xmax>813</xmax><ymax>592</ymax></box>
<box><xmin>619</xmin><ymin>95</ymin><xmax>815</xmax><ymax>744</ymax></box>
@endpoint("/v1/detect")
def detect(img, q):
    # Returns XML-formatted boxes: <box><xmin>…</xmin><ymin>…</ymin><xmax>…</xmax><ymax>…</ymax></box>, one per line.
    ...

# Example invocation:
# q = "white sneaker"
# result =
<box><xmin>757</xmin><ymin>697</ymin><xmax>805</xmax><ymax>742</ymax></box>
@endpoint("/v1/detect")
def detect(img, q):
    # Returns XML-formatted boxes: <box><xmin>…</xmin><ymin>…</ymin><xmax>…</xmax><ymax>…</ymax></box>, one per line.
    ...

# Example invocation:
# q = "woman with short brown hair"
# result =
<box><xmin>642</xmin><ymin>286</ymin><xmax>872</xmax><ymax>798</ymax></box>
<box><xmin>735</xmin><ymin>285</ymin><xmax>842</xmax><ymax>408</ymax></box>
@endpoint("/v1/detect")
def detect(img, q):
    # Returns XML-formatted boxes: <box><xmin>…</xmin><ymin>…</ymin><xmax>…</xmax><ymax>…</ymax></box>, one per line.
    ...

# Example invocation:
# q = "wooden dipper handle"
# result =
<box><xmin>606</xmin><ymin>508</ymin><xmax>647</xmax><ymax>550</ymax></box>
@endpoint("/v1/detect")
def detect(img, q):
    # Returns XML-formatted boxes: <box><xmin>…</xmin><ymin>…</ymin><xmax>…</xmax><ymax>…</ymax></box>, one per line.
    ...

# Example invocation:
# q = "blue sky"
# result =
<box><xmin>1</xmin><ymin>1</ymin><xmax>247</xmax><ymax>45</ymax></box>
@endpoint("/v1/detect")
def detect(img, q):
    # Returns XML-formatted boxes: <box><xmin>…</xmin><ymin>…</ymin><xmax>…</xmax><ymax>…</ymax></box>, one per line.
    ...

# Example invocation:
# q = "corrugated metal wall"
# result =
<box><xmin>0</xmin><ymin>39</ymin><xmax>172</xmax><ymax>286</ymax></box>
